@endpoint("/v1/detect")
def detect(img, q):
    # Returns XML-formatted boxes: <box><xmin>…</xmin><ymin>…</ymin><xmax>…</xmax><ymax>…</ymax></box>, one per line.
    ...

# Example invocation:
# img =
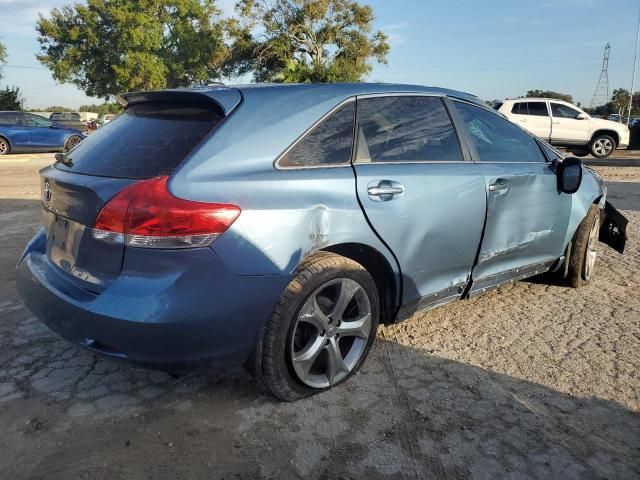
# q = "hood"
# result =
<box><xmin>590</xmin><ymin>117</ymin><xmax>629</xmax><ymax>132</ymax></box>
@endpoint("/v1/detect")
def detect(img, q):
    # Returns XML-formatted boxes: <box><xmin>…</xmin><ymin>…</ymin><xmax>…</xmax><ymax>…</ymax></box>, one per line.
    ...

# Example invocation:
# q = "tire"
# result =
<box><xmin>0</xmin><ymin>137</ymin><xmax>10</xmax><ymax>155</ymax></box>
<box><xmin>590</xmin><ymin>134</ymin><xmax>616</xmax><ymax>158</ymax></box>
<box><xmin>261</xmin><ymin>252</ymin><xmax>380</xmax><ymax>401</ymax></box>
<box><xmin>571</xmin><ymin>150</ymin><xmax>589</xmax><ymax>158</ymax></box>
<box><xmin>566</xmin><ymin>205</ymin><xmax>601</xmax><ymax>288</ymax></box>
<box><xmin>64</xmin><ymin>135</ymin><xmax>83</xmax><ymax>152</ymax></box>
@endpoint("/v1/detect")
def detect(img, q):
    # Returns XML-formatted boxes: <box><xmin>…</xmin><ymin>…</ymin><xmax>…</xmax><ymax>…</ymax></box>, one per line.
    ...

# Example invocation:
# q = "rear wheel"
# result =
<box><xmin>0</xmin><ymin>137</ymin><xmax>10</xmax><ymax>155</ymax></box>
<box><xmin>261</xmin><ymin>252</ymin><xmax>379</xmax><ymax>401</ymax></box>
<box><xmin>64</xmin><ymin>135</ymin><xmax>83</xmax><ymax>151</ymax></box>
<box><xmin>590</xmin><ymin>134</ymin><xmax>616</xmax><ymax>158</ymax></box>
<box><xmin>567</xmin><ymin>205</ymin><xmax>601</xmax><ymax>287</ymax></box>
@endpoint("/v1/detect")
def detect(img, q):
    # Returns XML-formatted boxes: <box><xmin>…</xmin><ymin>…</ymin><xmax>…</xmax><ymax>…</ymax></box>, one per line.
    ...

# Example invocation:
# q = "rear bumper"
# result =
<box><xmin>16</xmin><ymin>230</ymin><xmax>292</xmax><ymax>372</ymax></box>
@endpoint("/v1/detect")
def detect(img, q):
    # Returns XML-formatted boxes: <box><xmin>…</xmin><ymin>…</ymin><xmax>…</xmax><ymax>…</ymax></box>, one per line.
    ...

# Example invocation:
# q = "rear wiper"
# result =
<box><xmin>54</xmin><ymin>152</ymin><xmax>73</xmax><ymax>167</ymax></box>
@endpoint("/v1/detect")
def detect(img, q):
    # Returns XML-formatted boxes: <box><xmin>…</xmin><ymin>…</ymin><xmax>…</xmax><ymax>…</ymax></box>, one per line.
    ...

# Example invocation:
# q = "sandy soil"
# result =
<box><xmin>0</xmin><ymin>157</ymin><xmax>638</xmax><ymax>479</ymax></box>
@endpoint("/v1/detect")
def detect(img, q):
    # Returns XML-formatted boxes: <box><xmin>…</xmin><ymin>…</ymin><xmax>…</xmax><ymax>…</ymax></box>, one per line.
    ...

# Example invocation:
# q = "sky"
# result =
<box><xmin>0</xmin><ymin>0</ymin><xmax>639</xmax><ymax>109</ymax></box>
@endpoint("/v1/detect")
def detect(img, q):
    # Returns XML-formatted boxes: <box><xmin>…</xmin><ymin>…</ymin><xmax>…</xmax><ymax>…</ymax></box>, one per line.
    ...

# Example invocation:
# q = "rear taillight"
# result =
<box><xmin>91</xmin><ymin>176</ymin><xmax>240</xmax><ymax>249</ymax></box>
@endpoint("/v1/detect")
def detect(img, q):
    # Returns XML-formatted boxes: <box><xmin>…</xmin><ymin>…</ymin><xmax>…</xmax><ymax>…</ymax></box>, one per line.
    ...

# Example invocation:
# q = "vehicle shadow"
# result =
<box><xmin>1</xmin><ymin>198</ymin><xmax>638</xmax><ymax>479</ymax></box>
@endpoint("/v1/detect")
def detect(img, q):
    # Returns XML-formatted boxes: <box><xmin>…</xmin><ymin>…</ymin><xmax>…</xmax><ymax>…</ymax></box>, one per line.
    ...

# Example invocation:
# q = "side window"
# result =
<box><xmin>511</xmin><ymin>102</ymin><xmax>528</xmax><ymax>115</ymax></box>
<box><xmin>551</xmin><ymin>103</ymin><xmax>581</xmax><ymax>119</ymax></box>
<box><xmin>356</xmin><ymin>96</ymin><xmax>463</xmax><ymax>163</ymax></box>
<box><xmin>0</xmin><ymin>113</ymin><xmax>19</xmax><ymax>125</ymax></box>
<box><xmin>23</xmin><ymin>114</ymin><xmax>52</xmax><ymax>127</ymax></box>
<box><xmin>279</xmin><ymin>102</ymin><xmax>355</xmax><ymax>167</ymax></box>
<box><xmin>454</xmin><ymin>101</ymin><xmax>546</xmax><ymax>163</ymax></box>
<box><xmin>527</xmin><ymin>102</ymin><xmax>549</xmax><ymax>117</ymax></box>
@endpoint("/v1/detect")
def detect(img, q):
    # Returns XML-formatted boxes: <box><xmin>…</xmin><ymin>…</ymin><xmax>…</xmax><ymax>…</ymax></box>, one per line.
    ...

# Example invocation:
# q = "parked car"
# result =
<box><xmin>49</xmin><ymin>112</ymin><xmax>86</xmax><ymax>132</ymax></box>
<box><xmin>98</xmin><ymin>114</ymin><xmax>118</xmax><ymax>127</ymax></box>
<box><xmin>16</xmin><ymin>84</ymin><xmax>627</xmax><ymax>401</ymax></box>
<box><xmin>497</xmin><ymin>98</ymin><xmax>629</xmax><ymax>158</ymax></box>
<box><xmin>0</xmin><ymin>111</ymin><xmax>85</xmax><ymax>155</ymax></box>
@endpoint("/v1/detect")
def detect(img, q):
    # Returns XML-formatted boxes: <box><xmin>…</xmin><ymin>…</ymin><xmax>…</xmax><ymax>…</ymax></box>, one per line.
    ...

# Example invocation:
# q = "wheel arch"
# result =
<box><xmin>590</xmin><ymin>129</ymin><xmax>619</xmax><ymax>146</ymax></box>
<box><xmin>562</xmin><ymin>170</ymin><xmax>605</xmax><ymax>250</ymax></box>
<box><xmin>0</xmin><ymin>135</ymin><xmax>12</xmax><ymax>152</ymax></box>
<box><xmin>321</xmin><ymin>243</ymin><xmax>399</xmax><ymax>325</ymax></box>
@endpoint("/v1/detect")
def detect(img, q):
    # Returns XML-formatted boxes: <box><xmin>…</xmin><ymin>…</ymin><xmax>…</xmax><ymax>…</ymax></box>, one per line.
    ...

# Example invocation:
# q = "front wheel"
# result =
<box><xmin>567</xmin><ymin>205</ymin><xmax>601</xmax><ymax>287</ymax></box>
<box><xmin>590</xmin><ymin>134</ymin><xmax>616</xmax><ymax>158</ymax></box>
<box><xmin>261</xmin><ymin>252</ymin><xmax>379</xmax><ymax>401</ymax></box>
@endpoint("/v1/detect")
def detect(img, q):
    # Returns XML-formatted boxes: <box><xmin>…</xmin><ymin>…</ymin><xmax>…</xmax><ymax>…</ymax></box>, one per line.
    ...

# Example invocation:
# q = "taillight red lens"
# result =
<box><xmin>92</xmin><ymin>176</ymin><xmax>240</xmax><ymax>249</ymax></box>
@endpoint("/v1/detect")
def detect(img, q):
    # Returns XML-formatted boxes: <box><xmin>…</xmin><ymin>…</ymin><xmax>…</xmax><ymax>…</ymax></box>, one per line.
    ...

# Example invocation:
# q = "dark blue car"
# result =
<box><xmin>0</xmin><ymin>111</ymin><xmax>85</xmax><ymax>155</ymax></box>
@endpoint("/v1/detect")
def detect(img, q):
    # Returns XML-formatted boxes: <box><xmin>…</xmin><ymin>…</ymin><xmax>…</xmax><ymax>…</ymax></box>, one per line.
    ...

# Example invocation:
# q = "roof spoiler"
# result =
<box><xmin>117</xmin><ymin>87</ymin><xmax>242</xmax><ymax>116</ymax></box>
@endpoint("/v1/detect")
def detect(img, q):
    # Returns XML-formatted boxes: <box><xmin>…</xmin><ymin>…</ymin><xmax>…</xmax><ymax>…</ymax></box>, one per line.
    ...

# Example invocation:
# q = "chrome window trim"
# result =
<box><xmin>274</xmin><ymin>97</ymin><xmax>356</xmax><ymax>171</ymax></box>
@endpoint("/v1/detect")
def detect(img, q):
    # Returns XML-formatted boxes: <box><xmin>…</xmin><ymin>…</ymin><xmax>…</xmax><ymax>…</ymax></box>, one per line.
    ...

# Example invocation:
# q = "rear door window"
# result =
<box><xmin>23</xmin><ymin>114</ymin><xmax>52</xmax><ymax>127</ymax></box>
<box><xmin>0</xmin><ymin>112</ymin><xmax>20</xmax><ymax>125</ymax></box>
<box><xmin>355</xmin><ymin>96</ymin><xmax>463</xmax><ymax>163</ymax></box>
<box><xmin>55</xmin><ymin>103</ymin><xmax>224</xmax><ymax>179</ymax></box>
<box><xmin>527</xmin><ymin>102</ymin><xmax>549</xmax><ymax>116</ymax></box>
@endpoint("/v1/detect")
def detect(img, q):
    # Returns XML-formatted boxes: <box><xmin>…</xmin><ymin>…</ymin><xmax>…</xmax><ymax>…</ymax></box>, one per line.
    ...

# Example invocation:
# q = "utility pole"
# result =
<box><xmin>590</xmin><ymin>44</ymin><xmax>611</xmax><ymax>111</ymax></box>
<box><xmin>628</xmin><ymin>6</ymin><xmax>640</xmax><ymax>125</ymax></box>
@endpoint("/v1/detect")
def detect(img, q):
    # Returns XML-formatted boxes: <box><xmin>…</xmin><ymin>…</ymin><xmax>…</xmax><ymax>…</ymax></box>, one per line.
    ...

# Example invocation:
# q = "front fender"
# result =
<box><xmin>563</xmin><ymin>167</ymin><xmax>604</xmax><ymax>248</ymax></box>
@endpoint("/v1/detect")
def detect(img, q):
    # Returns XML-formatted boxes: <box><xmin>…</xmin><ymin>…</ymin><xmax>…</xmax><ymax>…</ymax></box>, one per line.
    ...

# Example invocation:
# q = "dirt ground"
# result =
<box><xmin>0</xmin><ymin>156</ymin><xmax>638</xmax><ymax>479</ymax></box>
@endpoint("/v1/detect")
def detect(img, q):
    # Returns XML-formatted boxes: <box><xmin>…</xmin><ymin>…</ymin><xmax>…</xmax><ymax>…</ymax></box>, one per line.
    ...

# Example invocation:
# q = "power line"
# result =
<box><xmin>4</xmin><ymin>65</ymin><xmax>47</xmax><ymax>70</ymax></box>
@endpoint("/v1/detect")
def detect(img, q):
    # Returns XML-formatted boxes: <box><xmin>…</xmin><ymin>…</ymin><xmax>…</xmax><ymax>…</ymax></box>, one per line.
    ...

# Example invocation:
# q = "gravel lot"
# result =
<box><xmin>0</xmin><ymin>156</ymin><xmax>638</xmax><ymax>479</ymax></box>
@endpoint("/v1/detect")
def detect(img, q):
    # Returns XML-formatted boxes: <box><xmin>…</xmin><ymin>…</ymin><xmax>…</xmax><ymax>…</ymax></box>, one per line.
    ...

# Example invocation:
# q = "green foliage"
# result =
<box><xmin>37</xmin><ymin>0</ymin><xmax>239</xmax><ymax>98</ymax></box>
<box><xmin>79</xmin><ymin>103</ymin><xmax>123</xmax><ymax>115</ymax></box>
<box><xmin>235</xmin><ymin>0</ymin><xmax>390</xmax><ymax>83</ymax></box>
<box><xmin>0</xmin><ymin>87</ymin><xmax>25</xmax><ymax>111</ymax></box>
<box><xmin>610</xmin><ymin>88</ymin><xmax>631</xmax><ymax>114</ymax></box>
<box><xmin>525</xmin><ymin>90</ymin><xmax>573</xmax><ymax>103</ymax></box>
<box><xmin>0</xmin><ymin>41</ymin><xmax>6</xmax><ymax>80</ymax></box>
<box><xmin>31</xmin><ymin>105</ymin><xmax>74</xmax><ymax>112</ymax></box>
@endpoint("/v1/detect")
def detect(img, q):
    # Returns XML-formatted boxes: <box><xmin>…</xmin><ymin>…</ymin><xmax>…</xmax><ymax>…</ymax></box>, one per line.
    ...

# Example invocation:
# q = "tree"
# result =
<box><xmin>611</xmin><ymin>88</ymin><xmax>630</xmax><ymax>115</ymax></box>
<box><xmin>235</xmin><ymin>0</ymin><xmax>390</xmax><ymax>83</ymax></box>
<box><xmin>37</xmin><ymin>0</ymin><xmax>240</xmax><ymax>98</ymax></box>
<box><xmin>525</xmin><ymin>90</ymin><xmax>574</xmax><ymax>104</ymax></box>
<box><xmin>0</xmin><ymin>87</ymin><xmax>25</xmax><ymax>111</ymax></box>
<box><xmin>0</xmin><ymin>41</ymin><xmax>6</xmax><ymax>80</ymax></box>
<box><xmin>79</xmin><ymin>103</ymin><xmax>123</xmax><ymax>115</ymax></box>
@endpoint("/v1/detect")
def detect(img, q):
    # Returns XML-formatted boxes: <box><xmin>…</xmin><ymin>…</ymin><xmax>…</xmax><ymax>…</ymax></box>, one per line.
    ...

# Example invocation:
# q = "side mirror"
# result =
<box><xmin>576</xmin><ymin>113</ymin><xmax>588</xmax><ymax>120</ymax></box>
<box><xmin>557</xmin><ymin>157</ymin><xmax>583</xmax><ymax>194</ymax></box>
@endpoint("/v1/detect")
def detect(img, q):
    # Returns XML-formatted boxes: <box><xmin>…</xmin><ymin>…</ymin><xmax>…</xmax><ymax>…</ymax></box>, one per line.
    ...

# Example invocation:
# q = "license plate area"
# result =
<box><xmin>43</xmin><ymin>209</ymin><xmax>86</xmax><ymax>276</ymax></box>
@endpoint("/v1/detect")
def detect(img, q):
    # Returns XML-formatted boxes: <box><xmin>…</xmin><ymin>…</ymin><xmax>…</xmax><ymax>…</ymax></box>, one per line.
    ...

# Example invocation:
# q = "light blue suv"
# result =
<box><xmin>16</xmin><ymin>84</ymin><xmax>627</xmax><ymax>401</ymax></box>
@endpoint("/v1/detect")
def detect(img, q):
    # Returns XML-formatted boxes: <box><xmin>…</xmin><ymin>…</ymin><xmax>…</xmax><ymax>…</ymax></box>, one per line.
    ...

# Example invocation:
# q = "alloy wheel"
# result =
<box><xmin>66</xmin><ymin>136</ymin><xmax>82</xmax><ymax>150</ymax></box>
<box><xmin>593</xmin><ymin>138</ymin><xmax>613</xmax><ymax>157</ymax></box>
<box><xmin>0</xmin><ymin>139</ymin><xmax>8</xmax><ymax>155</ymax></box>
<box><xmin>290</xmin><ymin>278</ymin><xmax>373</xmax><ymax>389</ymax></box>
<box><xmin>584</xmin><ymin>216</ymin><xmax>600</xmax><ymax>281</ymax></box>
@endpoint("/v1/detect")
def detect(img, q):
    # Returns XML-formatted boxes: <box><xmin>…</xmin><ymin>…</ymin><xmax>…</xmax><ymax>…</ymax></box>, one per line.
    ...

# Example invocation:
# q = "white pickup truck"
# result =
<box><xmin>496</xmin><ymin>98</ymin><xmax>629</xmax><ymax>158</ymax></box>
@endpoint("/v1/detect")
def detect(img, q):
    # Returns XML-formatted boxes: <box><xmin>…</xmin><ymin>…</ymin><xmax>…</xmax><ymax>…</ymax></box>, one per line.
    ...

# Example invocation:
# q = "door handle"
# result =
<box><xmin>489</xmin><ymin>180</ymin><xmax>509</xmax><ymax>194</ymax></box>
<box><xmin>368</xmin><ymin>186</ymin><xmax>404</xmax><ymax>196</ymax></box>
<box><xmin>367</xmin><ymin>181</ymin><xmax>404</xmax><ymax>201</ymax></box>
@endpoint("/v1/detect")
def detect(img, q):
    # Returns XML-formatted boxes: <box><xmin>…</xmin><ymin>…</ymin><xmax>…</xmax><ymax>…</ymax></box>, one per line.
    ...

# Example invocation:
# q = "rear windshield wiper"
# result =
<box><xmin>55</xmin><ymin>152</ymin><xmax>73</xmax><ymax>167</ymax></box>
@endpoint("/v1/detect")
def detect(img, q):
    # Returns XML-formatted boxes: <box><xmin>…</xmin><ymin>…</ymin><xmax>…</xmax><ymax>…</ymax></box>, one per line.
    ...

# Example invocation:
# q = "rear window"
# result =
<box><xmin>56</xmin><ymin>103</ymin><xmax>223</xmax><ymax>179</ymax></box>
<box><xmin>0</xmin><ymin>112</ymin><xmax>20</xmax><ymax>125</ymax></box>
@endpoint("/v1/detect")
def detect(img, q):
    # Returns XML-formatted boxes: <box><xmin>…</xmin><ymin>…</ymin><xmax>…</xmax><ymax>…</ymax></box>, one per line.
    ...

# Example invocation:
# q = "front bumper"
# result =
<box><xmin>16</xmin><ymin>230</ymin><xmax>292</xmax><ymax>371</ymax></box>
<box><xmin>599</xmin><ymin>202</ymin><xmax>628</xmax><ymax>254</ymax></box>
